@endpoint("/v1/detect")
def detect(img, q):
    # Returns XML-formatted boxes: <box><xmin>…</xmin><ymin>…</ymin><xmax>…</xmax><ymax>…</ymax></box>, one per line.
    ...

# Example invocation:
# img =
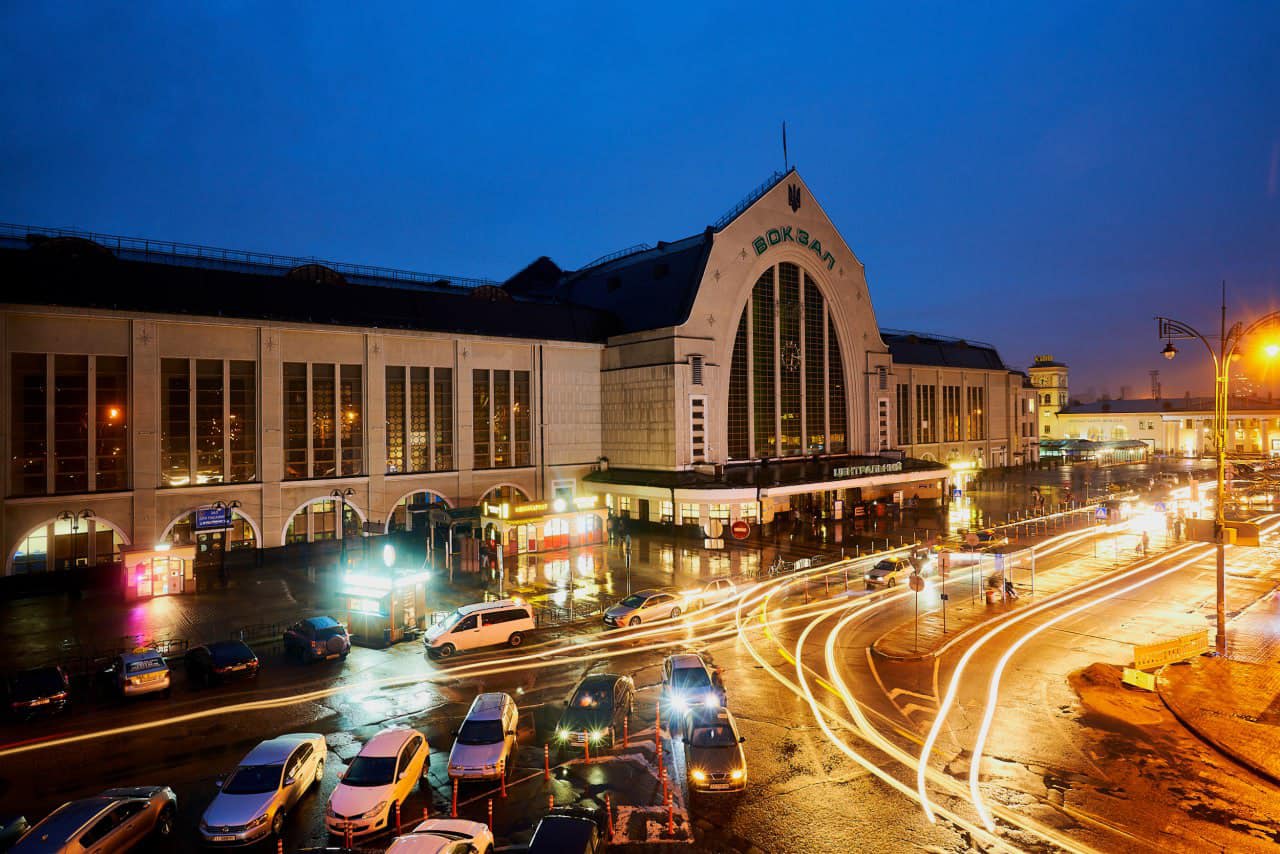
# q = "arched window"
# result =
<box><xmin>387</xmin><ymin>490</ymin><xmax>451</xmax><ymax>533</ymax></box>
<box><xmin>728</xmin><ymin>262</ymin><xmax>848</xmax><ymax>459</ymax></box>
<box><xmin>283</xmin><ymin>498</ymin><xmax>362</xmax><ymax>545</ymax></box>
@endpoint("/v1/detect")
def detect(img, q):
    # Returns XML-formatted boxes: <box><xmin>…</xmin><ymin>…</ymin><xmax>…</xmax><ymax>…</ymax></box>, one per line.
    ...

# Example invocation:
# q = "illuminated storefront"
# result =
<box><xmin>335</xmin><ymin>565</ymin><xmax>429</xmax><ymax>647</ymax></box>
<box><xmin>481</xmin><ymin>495</ymin><xmax>607</xmax><ymax>556</ymax></box>
<box><xmin>122</xmin><ymin>544</ymin><xmax>197</xmax><ymax>600</ymax></box>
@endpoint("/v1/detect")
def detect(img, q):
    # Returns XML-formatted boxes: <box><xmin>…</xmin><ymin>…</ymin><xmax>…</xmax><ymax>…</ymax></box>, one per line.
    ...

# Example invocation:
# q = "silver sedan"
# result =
<box><xmin>12</xmin><ymin>786</ymin><xmax>177</xmax><ymax>853</ymax></box>
<box><xmin>200</xmin><ymin>733</ymin><xmax>326</xmax><ymax>846</ymax></box>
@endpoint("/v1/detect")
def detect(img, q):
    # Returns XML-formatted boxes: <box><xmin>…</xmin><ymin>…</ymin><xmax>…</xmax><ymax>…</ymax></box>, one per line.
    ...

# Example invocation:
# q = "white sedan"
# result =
<box><xmin>386</xmin><ymin>818</ymin><xmax>494</xmax><ymax>854</ymax></box>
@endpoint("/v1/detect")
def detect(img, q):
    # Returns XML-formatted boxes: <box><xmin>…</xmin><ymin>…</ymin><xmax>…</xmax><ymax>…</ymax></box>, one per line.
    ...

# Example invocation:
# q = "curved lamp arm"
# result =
<box><xmin>1224</xmin><ymin>310</ymin><xmax>1280</xmax><ymax>361</ymax></box>
<box><xmin>1156</xmin><ymin>316</ymin><xmax>1221</xmax><ymax>373</ymax></box>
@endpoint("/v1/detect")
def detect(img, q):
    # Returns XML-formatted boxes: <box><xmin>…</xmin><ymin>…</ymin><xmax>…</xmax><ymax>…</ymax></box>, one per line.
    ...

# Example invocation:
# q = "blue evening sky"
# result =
<box><xmin>3</xmin><ymin>2</ymin><xmax>1277</xmax><ymax>397</ymax></box>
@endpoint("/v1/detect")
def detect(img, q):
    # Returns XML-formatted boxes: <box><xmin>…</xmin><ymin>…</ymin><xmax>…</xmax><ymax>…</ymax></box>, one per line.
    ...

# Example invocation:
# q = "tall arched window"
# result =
<box><xmin>728</xmin><ymin>262</ymin><xmax>849</xmax><ymax>460</ymax></box>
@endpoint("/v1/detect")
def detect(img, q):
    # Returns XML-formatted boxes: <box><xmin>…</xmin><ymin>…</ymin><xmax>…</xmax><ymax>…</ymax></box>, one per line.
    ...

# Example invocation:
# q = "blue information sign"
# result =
<box><xmin>952</xmin><ymin>488</ymin><xmax>962</xmax><ymax>499</ymax></box>
<box><xmin>195</xmin><ymin>507</ymin><xmax>231</xmax><ymax>531</ymax></box>
<box><xmin>1095</xmin><ymin>506</ymin><xmax>1108</xmax><ymax>520</ymax></box>
<box><xmin>1154</xmin><ymin>501</ymin><xmax>1166</xmax><ymax>512</ymax></box>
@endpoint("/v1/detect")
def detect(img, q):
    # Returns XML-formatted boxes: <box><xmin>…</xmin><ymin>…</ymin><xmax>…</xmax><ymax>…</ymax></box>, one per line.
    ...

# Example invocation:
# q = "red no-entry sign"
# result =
<box><xmin>730</xmin><ymin>520</ymin><xmax>750</xmax><ymax>540</ymax></box>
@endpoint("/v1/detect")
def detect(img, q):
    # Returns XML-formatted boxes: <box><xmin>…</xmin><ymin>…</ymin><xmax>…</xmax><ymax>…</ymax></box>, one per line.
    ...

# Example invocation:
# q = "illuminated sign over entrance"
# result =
<box><xmin>750</xmin><ymin>224</ymin><xmax>836</xmax><ymax>270</ymax></box>
<box><xmin>832</xmin><ymin>461</ymin><xmax>903</xmax><ymax>479</ymax></box>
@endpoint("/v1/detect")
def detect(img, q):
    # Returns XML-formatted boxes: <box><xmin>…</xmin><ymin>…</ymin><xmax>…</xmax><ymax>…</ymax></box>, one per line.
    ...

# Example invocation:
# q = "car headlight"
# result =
<box><xmin>691</xmin><ymin>770</ymin><xmax>706</xmax><ymax>782</ymax></box>
<box><xmin>670</xmin><ymin>696</ymin><xmax>687</xmax><ymax>712</ymax></box>
<box><xmin>589</xmin><ymin>729</ymin><xmax>605</xmax><ymax>743</ymax></box>
<box><xmin>556</xmin><ymin>728</ymin><xmax>569</xmax><ymax>741</ymax></box>
<box><xmin>245</xmin><ymin>813</ymin><xmax>271</xmax><ymax>830</ymax></box>
<box><xmin>730</xmin><ymin>768</ymin><xmax>744</xmax><ymax>780</ymax></box>
<box><xmin>361</xmin><ymin>801</ymin><xmax>388</xmax><ymax>819</ymax></box>
<box><xmin>702</xmin><ymin>692</ymin><xmax>719</xmax><ymax>707</ymax></box>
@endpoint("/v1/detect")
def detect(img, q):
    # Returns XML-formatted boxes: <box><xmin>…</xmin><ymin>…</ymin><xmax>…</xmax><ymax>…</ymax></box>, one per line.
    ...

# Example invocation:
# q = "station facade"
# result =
<box><xmin>1</xmin><ymin>170</ymin><xmax>1035</xmax><ymax>574</ymax></box>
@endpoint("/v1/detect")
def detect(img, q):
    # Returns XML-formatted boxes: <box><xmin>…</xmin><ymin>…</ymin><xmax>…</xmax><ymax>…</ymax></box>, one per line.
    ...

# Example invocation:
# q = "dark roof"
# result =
<box><xmin>508</xmin><ymin>232</ymin><xmax>714</xmax><ymax>334</ymax></box>
<box><xmin>0</xmin><ymin>244</ymin><xmax>619</xmax><ymax>343</ymax></box>
<box><xmin>1061</xmin><ymin>397</ymin><xmax>1280</xmax><ymax>415</ymax></box>
<box><xmin>880</xmin><ymin>330</ymin><xmax>1010</xmax><ymax>371</ymax></box>
<box><xmin>588</xmin><ymin>456</ymin><xmax>947</xmax><ymax>491</ymax></box>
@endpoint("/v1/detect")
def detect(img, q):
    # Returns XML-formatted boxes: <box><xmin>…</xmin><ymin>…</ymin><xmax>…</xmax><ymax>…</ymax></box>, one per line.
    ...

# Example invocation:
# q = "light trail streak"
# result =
<box><xmin>964</xmin><ymin>514</ymin><xmax>1280</xmax><ymax>831</ymax></box>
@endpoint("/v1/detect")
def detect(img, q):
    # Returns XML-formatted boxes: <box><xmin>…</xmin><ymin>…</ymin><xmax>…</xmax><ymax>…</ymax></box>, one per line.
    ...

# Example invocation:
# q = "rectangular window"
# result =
<box><xmin>740</xmin><ymin>502</ymin><xmax>758</xmax><ymax>521</ymax></box>
<box><xmin>493</xmin><ymin>370</ymin><xmax>511</xmax><ymax>467</ymax></box>
<box><xmin>434</xmin><ymin>367</ymin><xmax>454</xmax><ymax>470</ymax></box>
<box><xmin>340</xmin><ymin>364</ymin><xmax>363</xmax><ymax>476</ymax></box>
<box><xmin>10</xmin><ymin>354</ymin><xmax>47</xmax><ymax>495</ymax></box>
<box><xmin>618</xmin><ymin>495</ymin><xmax>632</xmax><ymax>518</ymax></box>
<box><xmin>94</xmin><ymin>356</ymin><xmax>128</xmax><ymax>490</ymax></box>
<box><xmin>690</xmin><ymin>395</ymin><xmax>707</xmax><ymax>463</ymax></box>
<box><xmin>283</xmin><ymin>363</ymin><xmax>308</xmax><ymax>480</ymax></box>
<box><xmin>409</xmin><ymin>367</ymin><xmax>430</xmax><ymax>472</ymax></box>
<box><xmin>709</xmin><ymin>503</ymin><xmax>730</xmax><ymax>524</ymax></box>
<box><xmin>803</xmin><ymin>279</ymin><xmax>826</xmax><ymax>454</ymax></box>
<box><xmin>752</xmin><ymin>271</ymin><xmax>776</xmax><ymax>458</ymax></box>
<box><xmin>53</xmin><ymin>354</ymin><xmax>89</xmax><ymax>493</ymax></box>
<box><xmin>228</xmin><ymin>361</ymin><xmax>256</xmax><ymax>482</ymax></box>
<box><xmin>896</xmin><ymin>383</ymin><xmax>910</xmax><ymax>446</ymax></box>
<box><xmin>513</xmin><ymin>370</ymin><xmax>531</xmax><ymax>467</ymax></box>
<box><xmin>161</xmin><ymin>359</ymin><xmax>191</xmax><ymax>487</ymax></box>
<box><xmin>311</xmin><ymin>363</ymin><xmax>336</xmax><ymax>478</ymax></box>
<box><xmin>943</xmin><ymin>385</ymin><xmax>962</xmax><ymax>442</ymax></box>
<box><xmin>386</xmin><ymin>366</ymin><xmax>405</xmax><ymax>473</ymax></box>
<box><xmin>827</xmin><ymin>316</ymin><xmax>848</xmax><ymax>453</ymax></box>
<box><xmin>966</xmin><ymin>386</ymin><xmax>986</xmax><ymax>440</ymax></box>
<box><xmin>473</xmin><ymin>369</ymin><xmax>490</xmax><ymax>468</ymax></box>
<box><xmin>778</xmin><ymin>262</ymin><xmax>801</xmax><ymax>456</ymax></box>
<box><xmin>312</xmin><ymin>499</ymin><xmax>337</xmax><ymax>541</ymax></box>
<box><xmin>915</xmin><ymin>384</ymin><xmax>936</xmax><ymax>445</ymax></box>
<box><xmin>194</xmin><ymin>360</ymin><xmax>224</xmax><ymax>484</ymax></box>
<box><xmin>680</xmin><ymin>503</ymin><xmax>700</xmax><ymax>525</ymax></box>
<box><xmin>727</xmin><ymin>312</ymin><xmax>750</xmax><ymax>459</ymax></box>
<box><xmin>660</xmin><ymin>500</ymin><xmax>674</xmax><ymax>523</ymax></box>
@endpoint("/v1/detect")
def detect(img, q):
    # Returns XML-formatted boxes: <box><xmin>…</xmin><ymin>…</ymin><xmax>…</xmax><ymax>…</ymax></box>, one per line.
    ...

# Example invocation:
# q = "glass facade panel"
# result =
<box><xmin>493</xmin><ymin>370</ymin><xmax>511</xmax><ymax>467</ymax></box>
<box><xmin>94</xmin><ymin>356</ymin><xmax>128</xmax><ymax>490</ymax></box>
<box><xmin>778</xmin><ymin>263</ymin><xmax>802</xmax><ymax>456</ymax></box>
<box><xmin>53</xmin><ymin>354</ymin><xmax>89</xmax><ymax>493</ymax></box>
<box><xmin>409</xmin><ymin>367</ymin><xmax>430</xmax><ymax>472</ymax></box>
<box><xmin>386</xmin><ymin>366</ymin><xmax>405</xmax><ymax>473</ymax></box>
<box><xmin>827</xmin><ymin>316</ymin><xmax>848</xmax><ymax>453</ymax></box>
<box><xmin>195</xmin><ymin>360</ymin><xmax>224</xmax><ymax>484</ymax></box>
<box><xmin>943</xmin><ymin>385</ymin><xmax>962</xmax><ymax>442</ymax></box>
<box><xmin>340</xmin><ymin>364</ymin><xmax>362</xmax><ymax>476</ymax></box>
<box><xmin>434</xmin><ymin>367</ymin><xmax>454</xmax><ymax>470</ymax></box>
<box><xmin>229</xmin><ymin>361</ymin><xmax>256</xmax><ymax>482</ymax></box>
<box><xmin>473</xmin><ymin>369</ymin><xmax>490</xmax><ymax>468</ymax></box>
<box><xmin>896</xmin><ymin>383</ymin><xmax>911</xmax><ymax>446</ymax></box>
<box><xmin>311</xmin><ymin>363</ymin><xmax>336</xmax><ymax>478</ymax></box>
<box><xmin>915</xmin><ymin>384</ymin><xmax>936</xmax><ymax>444</ymax></box>
<box><xmin>514</xmin><ymin>370</ymin><xmax>531</xmax><ymax>467</ymax></box>
<box><xmin>283</xmin><ymin>363</ymin><xmax>308</xmax><ymax>480</ymax></box>
<box><xmin>803</xmin><ymin>276</ymin><xmax>826</xmax><ymax>454</ymax></box>
<box><xmin>967</xmin><ymin>386</ymin><xmax>986</xmax><ymax>440</ymax></box>
<box><xmin>11</xmin><ymin>353</ymin><xmax>47</xmax><ymax>495</ymax></box>
<box><xmin>727</xmin><ymin>312</ymin><xmax>749</xmax><ymax>459</ymax></box>
<box><xmin>312</xmin><ymin>499</ymin><xmax>336</xmax><ymax>541</ymax></box>
<box><xmin>751</xmin><ymin>270</ymin><xmax>776</xmax><ymax>458</ymax></box>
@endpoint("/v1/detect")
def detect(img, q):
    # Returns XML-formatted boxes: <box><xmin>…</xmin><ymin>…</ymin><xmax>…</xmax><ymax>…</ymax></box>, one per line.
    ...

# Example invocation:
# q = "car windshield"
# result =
<box><xmin>689</xmin><ymin>724</ymin><xmax>737</xmax><ymax>748</ymax></box>
<box><xmin>670</xmin><ymin>668</ymin><xmax>711</xmax><ymax>692</ymax></box>
<box><xmin>870</xmin><ymin>562</ymin><xmax>895</xmax><ymax>576</ymax></box>
<box><xmin>12</xmin><ymin>668</ymin><xmax>64</xmax><ymax>699</ymax></box>
<box><xmin>222</xmin><ymin>764</ymin><xmax>283</xmax><ymax>795</ymax></box>
<box><xmin>570</xmin><ymin>686</ymin><xmax>612</xmax><ymax>710</ymax></box>
<box><xmin>126</xmin><ymin>657</ymin><xmax>165</xmax><ymax>674</ymax></box>
<box><xmin>342</xmin><ymin>755</ymin><xmax>396</xmax><ymax>787</ymax></box>
<box><xmin>457</xmin><ymin>719</ymin><xmax>504</xmax><ymax>745</ymax></box>
<box><xmin>439</xmin><ymin>610</ymin><xmax>466</xmax><ymax>630</ymax></box>
<box><xmin>617</xmin><ymin>594</ymin><xmax>648</xmax><ymax>609</ymax></box>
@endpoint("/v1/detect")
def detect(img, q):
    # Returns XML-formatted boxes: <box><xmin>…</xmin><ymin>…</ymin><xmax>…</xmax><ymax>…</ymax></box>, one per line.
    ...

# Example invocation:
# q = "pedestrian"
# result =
<box><xmin>1141</xmin><ymin>531</ymin><xmax>1149</xmax><ymax>556</ymax></box>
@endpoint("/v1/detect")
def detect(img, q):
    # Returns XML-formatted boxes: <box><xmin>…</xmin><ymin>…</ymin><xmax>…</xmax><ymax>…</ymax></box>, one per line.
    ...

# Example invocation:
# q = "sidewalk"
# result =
<box><xmin>872</xmin><ymin>542</ymin><xmax>1146</xmax><ymax>660</ymax></box>
<box><xmin>1157</xmin><ymin>587</ymin><xmax>1280</xmax><ymax>784</ymax></box>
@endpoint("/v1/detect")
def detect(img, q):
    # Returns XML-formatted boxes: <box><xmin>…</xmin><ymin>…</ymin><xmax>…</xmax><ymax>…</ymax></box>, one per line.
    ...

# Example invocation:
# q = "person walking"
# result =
<box><xmin>1141</xmin><ymin>530</ymin><xmax>1150</xmax><ymax>556</ymax></box>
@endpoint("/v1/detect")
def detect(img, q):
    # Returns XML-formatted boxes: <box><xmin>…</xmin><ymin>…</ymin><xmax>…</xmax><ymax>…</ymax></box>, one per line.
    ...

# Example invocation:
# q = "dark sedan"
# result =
<box><xmin>554</xmin><ymin>673</ymin><xmax>635</xmax><ymax>751</ymax></box>
<box><xmin>185</xmin><ymin>640</ymin><xmax>259</xmax><ymax>687</ymax></box>
<box><xmin>6</xmin><ymin>666</ymin><xmax>70</xmax><ymax>720</ymax></box>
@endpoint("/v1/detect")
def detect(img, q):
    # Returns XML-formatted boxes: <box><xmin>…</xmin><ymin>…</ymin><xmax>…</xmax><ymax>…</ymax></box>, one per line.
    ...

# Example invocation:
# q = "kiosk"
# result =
<box><xmin>336</xmin><ymin>567</ymin><xmax>429</xmax><ymax>647</ymax></box>
<box><xmin>481</xmin><ymin>495</ymin><xmax>608</xmax><ymax>556</ymax></box>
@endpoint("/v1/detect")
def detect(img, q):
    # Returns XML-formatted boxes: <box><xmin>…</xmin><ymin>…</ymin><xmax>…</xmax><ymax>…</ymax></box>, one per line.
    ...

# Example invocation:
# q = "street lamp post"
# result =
<box><xmin>57</xmin><ymin>509</ymin><xmax>93</xmax><ymax>599</ymax></box>
<box><xmin>331</xmin><ymin>488</ymin><xmax>355</xmax><ymax>566</ymax></box>
<box><xmin>1157</xmin><ymin>294</ymin><xmax>1280</xmax><ymax>655</ymax></box>
<box><xmin>212</xmin><ymin>500</ymin><xmax>241</xmax><ymax>585</ymax></box>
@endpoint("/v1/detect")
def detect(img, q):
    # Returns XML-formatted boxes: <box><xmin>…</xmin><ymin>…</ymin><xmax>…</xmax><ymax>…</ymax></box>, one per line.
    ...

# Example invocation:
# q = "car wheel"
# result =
<box><xmin>628</xmin><ymin>616</ymin><xmax>641</xmax><ymax>627</ymax></box>
<box><xmin>670</xmin><ymin>607</ymin><xmax>681</xmax><ymax>619</ymax></box>
<box><xmin>270</xmin><ymin>811</ymin><xmax>285</xmax><ymax>838</ymax></box>
<box><xmin>888</xmin><ymin>578</ymin><xmax>897</xmax><ymax>587</ymax></box>
<box><xmin>155</xmin><ymin>805</ymin><xmax>175</xmax><ymax>837</ymax></box>
<box><xmin>508</xmin><ymin>632</ymin><xmax>523</xmax><ymax>648</ymax></box>
<box><xmin>313</xmin><ymin>758</ymin><xmax>325</xmax><ymax>787</ymax></box>
<box><xmin>437</xmin><ymin>643</ymin><xmax>456</xmax><ymax>659</ymax></box>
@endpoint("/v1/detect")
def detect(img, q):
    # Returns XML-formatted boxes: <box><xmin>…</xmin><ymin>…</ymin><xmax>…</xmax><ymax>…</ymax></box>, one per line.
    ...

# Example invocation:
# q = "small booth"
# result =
<box><xmin>335</xmin><ymin>566</ymin><xmax>429</xmax><ymax>647</ymax></box>
<box><xmin>481</xmin><ymin>495</ymin><xmax>608</xmax><ymax>556</ymax></box>
<box><xmin>122</xmin><ymin>544</ymin><xmax>197</xmax><ymax>600</ymax></box>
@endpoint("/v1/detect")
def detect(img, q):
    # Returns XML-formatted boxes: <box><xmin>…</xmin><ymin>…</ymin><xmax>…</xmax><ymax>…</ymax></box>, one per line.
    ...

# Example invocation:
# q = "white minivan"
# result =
<box><xmin>448</xmin><ymin>692</ymin><xmax>519</xmax><ymax>780</ymax></box>
<box><xmin>424</xmin><ymin>599</ymin><xmax>536</xmax><ymax>659</ymax></box>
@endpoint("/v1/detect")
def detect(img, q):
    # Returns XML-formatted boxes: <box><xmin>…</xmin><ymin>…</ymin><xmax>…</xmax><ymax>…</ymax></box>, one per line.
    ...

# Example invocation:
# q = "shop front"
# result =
<box><xmin>122</xmin><ymin>544</ymin><xmax>197</xmax><ymax>600</ymax></box>
<box><xmin>335</xmin><ymin>566</ymin><xmax>429</xmax><ymax>647</ymax></box>
<box><xmin>481</xmin><ymin>495</ymin><xmax>608</xmax><ymax>556</ymax></box>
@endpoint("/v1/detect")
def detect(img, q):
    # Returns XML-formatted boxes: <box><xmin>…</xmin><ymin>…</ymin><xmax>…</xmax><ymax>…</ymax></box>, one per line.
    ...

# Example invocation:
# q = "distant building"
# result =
<box><xmin>1027</xmin><ymin>355</ymin><xmax>1069</xmax><ymax>438</ymax></box>
<box><xmin>1052</xmin><ymin>396</ymin><xmax>1280</xmax><ymax>458</ymax></box>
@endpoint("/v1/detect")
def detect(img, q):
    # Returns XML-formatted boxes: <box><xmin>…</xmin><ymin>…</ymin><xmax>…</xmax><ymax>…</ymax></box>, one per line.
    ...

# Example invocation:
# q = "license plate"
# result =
<box><xmin>707</xmin><ymin>783</ymin><xmax>729</xmax><ymax>790</ymax></box>
<box><xmin>226</xmin><ymin>664</ymin><xmax>246</xmax><ymax>671</ymax></box>
<box><xmin>212</xmin><ymin>835</ymin><xmax>237</xmax><ymax>842</ymax></box>
<box><xmin>30</xmin><ymin>698</ymin><xmax>48</xmax><ymax>706</ymax></box>
<box><xmin>324</xmin><ymin>653</ymin><xmax>339</xmax><ymax>660</ymax></box>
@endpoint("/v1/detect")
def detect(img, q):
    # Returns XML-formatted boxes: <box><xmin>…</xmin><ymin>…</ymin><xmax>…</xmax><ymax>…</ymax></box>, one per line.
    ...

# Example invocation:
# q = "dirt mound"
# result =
<box><xmin>1069</xmin><ymin>662</ymin><xmax>1166</xmax><ymax>729</ymax></box>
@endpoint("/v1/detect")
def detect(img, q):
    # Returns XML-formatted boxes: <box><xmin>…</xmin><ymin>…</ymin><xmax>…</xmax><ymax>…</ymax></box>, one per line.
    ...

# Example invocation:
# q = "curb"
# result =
<box><xmin>1155</xmin><ymin>663</ymin><xmax>1280</xmax><ymax>789</ymax></box>
<box><xmin>870</xmin><ymin>600</ymin><xmax>1020</xmax><ymax>662</ymax></box>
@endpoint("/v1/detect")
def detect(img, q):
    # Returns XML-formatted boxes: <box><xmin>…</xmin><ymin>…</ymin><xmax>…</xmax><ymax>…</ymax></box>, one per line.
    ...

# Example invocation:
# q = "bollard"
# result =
<box><xmin>395</xmin><ymin>799</ymin><xmax>402</xmax><ymax>835</ymax></box>
<box><xmin>605</xmin><ymin>793</ymin><xmax>615</xmax><ymax>839</ymax></box>
<box><xmin>623</xmin><ymin>713</ymin><xmax>629</xmax><ymax>748</ymax></box>
<box><xmin>549</xmin><ymin>794</ymin><xmax>554</xmax><ymax>812</ymax></box>
<box><xmin>843</xmin><ymin>564</ymin><xmax>848</xmax><ymax>591</ymax></box>
<box><xmin>667</xmin><ymin>799</ymin><xmax>676</xmax><ymax>835</ymax></box>
<box><xmin>451</xmin><ymin>778</ymin><xmax>458</xmax><ymax>818</ymax></box>
<box><xmin>423</xmin><ymin>806</ymin><xmax>429</xmax><ymax>822</ymax></box>
<box><xmin>277</xmin><ymin>841</ymin><xmax>283</xmax><ymax>854</ymax></box>
<box><xmin>487</xmin><ymin>798</ymin><xmax>494</xmax><ymax>832</ymax></box>
<box><xmin>655</xmin><ymin>700</ymin><xmax>661</xmax><ymax>737</ymax></box>
<box><xmin>661</xmin><ymin>765</ymin><xmax>668</xmax><ymax>803</ymax></box>
<box><xmin>544</xmin><ymin>744</ymin><xmax>551</xmax><ymax>779</ymax></box>
<box><xmin>500</xmin><ymin>760</ymin><xmax>507</xmax><ymax>797</ymax></box>
<box><xmin>584</xmin><ymin>736</ymin><xmax>590</xmax><ymax>763</ymax></box>
<box><xmin>803</xmin><ymin>582</ymin><xmax>809</xmax><ymax>604</ymax></box>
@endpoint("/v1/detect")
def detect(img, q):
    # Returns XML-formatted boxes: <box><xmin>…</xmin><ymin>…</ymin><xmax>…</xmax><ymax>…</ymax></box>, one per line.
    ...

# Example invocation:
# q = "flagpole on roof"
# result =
<box><xmin>782</xmin><ymin>121</ymin><xmax>788</xmax><ymax>172</ymax></box>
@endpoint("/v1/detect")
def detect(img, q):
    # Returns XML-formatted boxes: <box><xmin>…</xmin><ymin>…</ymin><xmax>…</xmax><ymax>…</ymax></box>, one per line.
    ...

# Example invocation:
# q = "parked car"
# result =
<box><xmin>864</xmin><ymin>557</ymin><xmax>913</xmax><ymax>589</ymax></box>
<box><xmin>13</xmin><ymin>786</ymin><xmax>176</xmax><ymax>853</ymax></box>
<box><xmin>284</xmin><ymin>616</ymin><xmax>351</xmax><ymax>662</ymax></box>
<box><xmin>448</xmin><ymin>693</ymin><xmax>518</xmax><ymax>781</ymax></box>
<box><xmin>526</xmin><ymin>807</ymin><xmax>607</xmax><ymax>854</ymax></box>
<box><xmin>185</xmin><ymin>640</ymin><xmax>258</xmax><ymax>687</ymax></box>
<box><xmin>555</xmin><ymin>673</ymin><xmax>635</xmax><ymax>750</ymax></box>
<box><xmin>326</xmin><ymin>726</ymin><xmax>428</xmax><ymax>838</ymax></box>
<box><xmin>424</xmin><ymin>599</ymin><xmax>535</xmax><ymax>660</ymax></box>
<box><xmin>200</xmin><ymin>733</ymin><xmax>326</xmax><ymax>846</ymax></box>
<box><xmin>385</xmin><ymin>818</ymin><xmax>494</xmax><ymax>854</ymax></box>
<box><xmin>6</xmin><ymin>666</ymin><xmax>70</xmax><ymax>720</ymax></box>
<box><xmin>681</xmin><ymin>706</ymin><xmax>748</xmax><ymax>793</ymax></box>
<box><xmin>661</xmin><ymin>653</ymin><xmax>724</xmax><ymax>723</ymax></box>
<box><xmin>602</xmin><ymin>589</ymin><xmax>682</xmax><ymax>628</ymax></box>
<box><xmin>112</xmin><ymin>650</ymin><xmax>171</xmax><ymax>699</ymax></box>
<box><xmin>681</xmin><ymin>578</ymin><xmax>737</xmax><ymax>611</ymax></box>
<box><xmin>0</xmin><ymin>815</ymin><xmax>29</xmax><ymax>850</ymax></box>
